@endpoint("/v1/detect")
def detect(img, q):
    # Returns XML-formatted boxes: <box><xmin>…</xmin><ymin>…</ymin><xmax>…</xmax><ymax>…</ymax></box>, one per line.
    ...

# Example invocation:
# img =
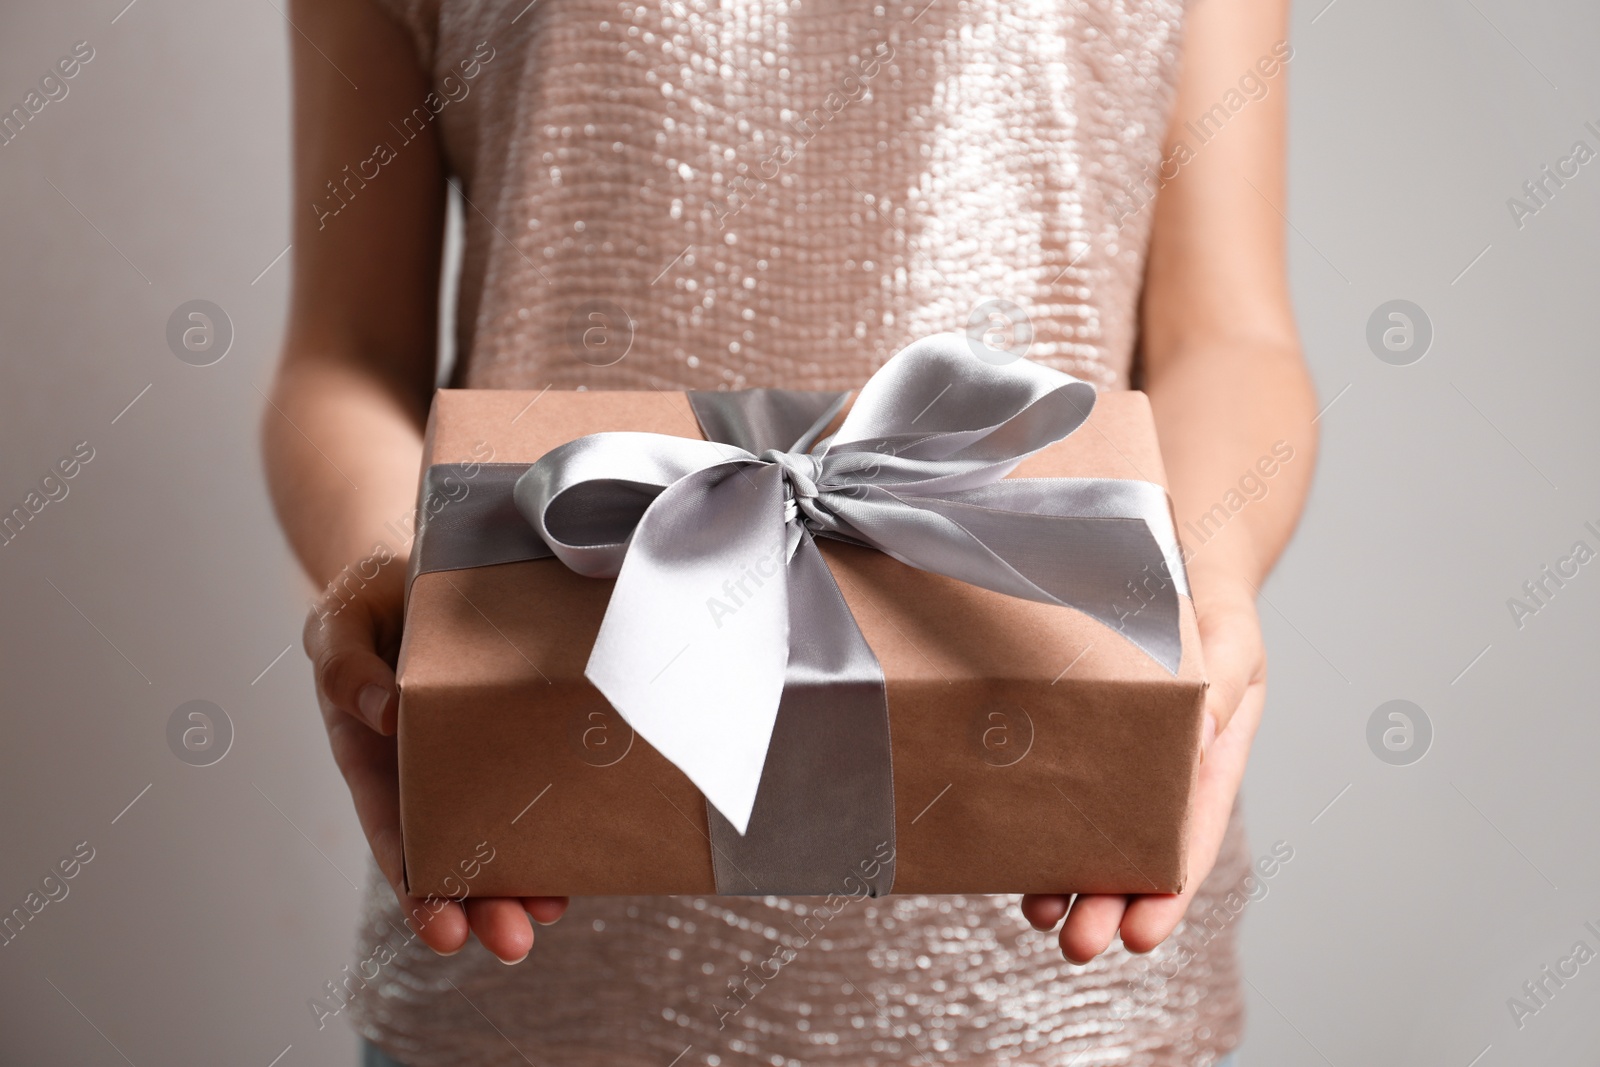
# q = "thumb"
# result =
<box><xmin>304</xmin><ymin>595</ymin><xmax>398</xmax><ymax>735</ymax></box>
<box><xmin>1195</xmin><ymin>596</ymin><xmax>1263</xmax><ymax>742</ymax></box>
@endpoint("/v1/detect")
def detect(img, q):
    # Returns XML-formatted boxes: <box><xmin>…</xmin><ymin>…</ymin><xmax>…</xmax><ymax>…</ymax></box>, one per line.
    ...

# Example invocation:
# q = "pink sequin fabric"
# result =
<box><xmin>348</xmin><ymin>0</ymin><xmax>1249</xmax><ymax>1062</ymax></box>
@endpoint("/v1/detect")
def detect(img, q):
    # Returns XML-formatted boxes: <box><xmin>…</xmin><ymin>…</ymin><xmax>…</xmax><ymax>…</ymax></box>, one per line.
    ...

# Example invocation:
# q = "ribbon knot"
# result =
<box><xmin>510</xmin><ymin>333</ymin><xmax>1189</xmax><ymax>839</ymax></box>
<box><xmin>762</xmin><ymin>448</ymin><xmax>826</xmax><ymax>549</ymax></box>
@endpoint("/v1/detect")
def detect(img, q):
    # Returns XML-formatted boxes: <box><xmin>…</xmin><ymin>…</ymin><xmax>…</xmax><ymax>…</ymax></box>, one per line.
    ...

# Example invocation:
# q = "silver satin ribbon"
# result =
<box><xmin>411</xmin><ymin>332</ymin><xmax>1188</xmax><ymax>895</ymax></box>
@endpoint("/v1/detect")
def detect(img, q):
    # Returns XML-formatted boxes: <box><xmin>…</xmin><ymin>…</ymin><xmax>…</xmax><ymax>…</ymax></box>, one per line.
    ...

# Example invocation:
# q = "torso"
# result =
<box><xmin>350</xmin><ymin>1</ymin><xmax>1249</xmax><ymax>1062</ymax></box>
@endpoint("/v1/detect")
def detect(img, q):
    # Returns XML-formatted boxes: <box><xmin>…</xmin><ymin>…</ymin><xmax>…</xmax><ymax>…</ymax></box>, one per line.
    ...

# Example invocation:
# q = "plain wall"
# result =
<box><xmin>1</xmin><ymin>1</ymin><xmax>1596</xmax><ymax>1064</ymax></box>
<box><xmin>1236</xmin><ymin>1</ymin><xmax>1600</xmax><ymax>1064</ymax></box>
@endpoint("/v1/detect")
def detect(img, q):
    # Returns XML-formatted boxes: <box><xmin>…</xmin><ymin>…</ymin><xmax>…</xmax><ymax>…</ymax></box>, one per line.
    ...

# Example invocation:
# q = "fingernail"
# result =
<box><xmin>499</xmin><ymin>951</ymin><xmax>529</xmax><ymax>965</ymax></box>
<box><xmin>435</xmin><ymin>945</ymin><xmax>462</xmax><ymax>957</ymax></box>
<box><xmin>358</xmin><ymin>684</ymin><xmax>390</xmax><ymax>730</ymax></box>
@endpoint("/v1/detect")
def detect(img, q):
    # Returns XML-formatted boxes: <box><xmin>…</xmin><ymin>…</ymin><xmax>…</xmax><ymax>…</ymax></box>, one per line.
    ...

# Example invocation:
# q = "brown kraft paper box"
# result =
<box><xmin>397</xmin><ymin>387</ymin><xmax>1207</xmax><ymax>898</ymax></box>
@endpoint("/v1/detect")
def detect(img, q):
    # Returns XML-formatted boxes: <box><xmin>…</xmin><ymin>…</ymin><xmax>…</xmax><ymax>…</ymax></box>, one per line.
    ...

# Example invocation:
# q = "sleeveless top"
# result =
<box><xmin>347</xmin><ymin>1</ymin><xmax>1250</xmax><ymax>1063</ymax></box>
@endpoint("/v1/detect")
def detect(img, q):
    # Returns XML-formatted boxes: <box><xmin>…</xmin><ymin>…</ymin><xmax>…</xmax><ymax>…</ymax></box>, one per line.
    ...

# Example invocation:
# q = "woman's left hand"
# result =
<box><xmin>1019</xmin><ymin>557</ymin><xmax>1268</xmax><ymax>961</ymax></box>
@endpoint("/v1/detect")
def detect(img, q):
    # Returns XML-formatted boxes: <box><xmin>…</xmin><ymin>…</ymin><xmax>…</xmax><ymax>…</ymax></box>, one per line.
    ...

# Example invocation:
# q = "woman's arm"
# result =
<box><xmin>267</xmin><ymin>0</ymin><xmax>442</xmax><ymax>581</ymax></box>
<box><xmin>1141</xmin><ymin>0</ymin><xmax>1317</xmax><ymax>593</ymax></box>
<box><xmin>264</xmin><ymin>0</ymin><xmax>565</xmax><ymax>962</ymax></box>
<box><xmin>1023</xmin><ymin>0</ymin><xmax>1318</xmax><ymax>961</ymax></box>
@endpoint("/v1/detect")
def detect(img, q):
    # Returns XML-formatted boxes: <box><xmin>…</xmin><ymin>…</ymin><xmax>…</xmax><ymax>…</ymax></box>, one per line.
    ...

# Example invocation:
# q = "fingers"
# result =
<box><xmin>1020</xmin><ymin>598</ymin><xmax>1266</xmax><ymax>964</ymax></box>
<box><xmin>302</xmin><ymin>566</ymin><xmax>553</xmax><ymax>965</ymax></box>
<box><xmin>1058</xmin><ymin>894</ymin><xmax>1128</xmax><ymax>964</ymax></box>
<box><xmin>465</xmin><ymin>898</ymin><xmax>535</xmax><ymax>964</ymax></box>
<box><xmin>1024</xmin><ymin>892</ymin><xmax>1171</xmax><ymax>963</ymax></box>
<box><xmin>522</xmin><ymin>897</ymin><xmax>569</xmax><ymax>926</ymax></box>
<box><xmin>348</xmin><ymin>744</ymin><xmax>554</xmax><ymax>965</ymax></box>
<box><xmin>1118</xmin><ymin>893</ymin><xmax>1189</xmax><ymax>955</ymax></box>
<box><xmin>323</xmin><ymin>712</ymin><xmax>404</xmax><ymax>881</ymax></box>
<box><xmin>333</xmin><ymin>726</ymin><xmax>471</xmax><ymax>955</ymax></box>
<box><xmin>364</xmin><ymin>802</ymin><xmax>470</xmax><ymax>955</ymax></box>
<box><xmin>1121</xmin><ymin>678</ymin><xmax>1268</xmax><ymax>954</ymax></box>
<box><xmin>1018</xmin><ymin>585</ymin><xmax>1268</xmax><ymax>964</ymax></box>
<box><xmin>304</xmin><ymin>597</ymin><xmax>397</xmax><ymax>735</ymax></box>
<box><xmin>398</xmin><ymin>896</ymin><xmax>473</xmax><ymax>956</ymax></box>
<box><xmin>418</xmin><ymin>896</ymin><xmax>569</xmax><ymax>964</ymax></box>
<box><xmin>304</xmin><ymin>575</ymin><xmax>544</xmax><ymax>964</ymax></box>
<box><xmin>1019</xmin><ymin>894</ymin><xmax>1070</xmax><ymax>931</ymax></box>
<box><xmin>1192</xmin><ymin>594</ymin><xmax>1264</xmax><ymax>740</ymax></box>
<box><xmin>303</xmin><ymin>570</ymin><xmax>481</xmax><ymax>958</ymax></box>
<box><xmin>320</xmin><ymin>695</ymin><xmax>469</xmax><ymax>955</ymax></box>
<box><xmin>1023</xmin><ymin>889</ymin><xmax>1180</xmax><ymax>962</ymax></box>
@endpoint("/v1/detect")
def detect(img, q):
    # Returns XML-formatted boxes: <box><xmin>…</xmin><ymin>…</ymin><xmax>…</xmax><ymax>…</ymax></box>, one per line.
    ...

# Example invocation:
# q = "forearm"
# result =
<box><xmin>264</xmin><ymin>0</ymin><xmax>446</xmax><ymax>594</ymax></box>
<box><xmin>262</xmin><ymin>352</ymin><xmax>427</xmax><ymax>589</ymax></box>
<box><xmin>1145</xmin><ymin>338</ymin><xmax>1317</xmax><ymax>588</ymax></box>
<box><xmin>1126</xmin><ymin>0</ymin><xmax>1311</xmax><ymax>588</ymax></box>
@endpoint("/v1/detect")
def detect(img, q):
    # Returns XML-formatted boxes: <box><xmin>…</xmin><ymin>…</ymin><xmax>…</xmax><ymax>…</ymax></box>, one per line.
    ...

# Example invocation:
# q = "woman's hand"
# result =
<box><xmin>1017</xmin><ymin>0</ymin><xmax>1314</xmax><ymax>967</ymax></box>
<box><xmin>270</xmin><ymin>0</ymin><xmax>567</xmax><ymax>963</ymax></box>
<box><xmin>1019</xmin><ymin>555</ymin><xmax>1267</xmax><ymax>962</ymax></box>
<box><xmin>302</xmin><ymin>558</ymin><xmax>568</xmax><ymax>963</ymax></box>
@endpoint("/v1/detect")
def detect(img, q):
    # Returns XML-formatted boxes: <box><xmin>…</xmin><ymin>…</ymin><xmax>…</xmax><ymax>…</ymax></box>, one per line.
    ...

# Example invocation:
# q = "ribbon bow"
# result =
<box><xmin>511</xmin><ymin>333</ymin><xmax>1188</xmax><ymax>845</ymax></box>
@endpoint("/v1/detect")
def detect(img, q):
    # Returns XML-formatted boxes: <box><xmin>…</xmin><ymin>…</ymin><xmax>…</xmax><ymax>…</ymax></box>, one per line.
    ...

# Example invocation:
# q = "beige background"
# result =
<box><xmin>1</xmin><ymin>0</ymin><xmax>1598</xmax><ymax>1064</ymax></box>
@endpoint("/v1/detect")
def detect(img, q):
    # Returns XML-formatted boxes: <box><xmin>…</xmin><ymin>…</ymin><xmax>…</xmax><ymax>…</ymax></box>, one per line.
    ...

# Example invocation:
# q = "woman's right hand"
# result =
<box><xmin>302</xmin><ymin>558</ymin><xmax>568</xmax><ymax>963</ymax></box>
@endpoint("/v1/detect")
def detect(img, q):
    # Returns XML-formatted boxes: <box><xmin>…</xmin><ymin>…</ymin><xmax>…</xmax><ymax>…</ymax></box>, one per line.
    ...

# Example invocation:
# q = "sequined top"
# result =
<box><xmin>348</xmin><ymin>0</ymin><xmax>1249</xmax><ymax>1063</ymax></box>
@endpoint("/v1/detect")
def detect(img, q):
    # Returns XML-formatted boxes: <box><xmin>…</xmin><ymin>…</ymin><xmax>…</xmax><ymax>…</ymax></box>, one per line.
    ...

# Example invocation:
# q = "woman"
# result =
<box><xmin>265</xmin><ymin>0</ymin><xmax>1317</xmax><ymax>1063</ymax></box>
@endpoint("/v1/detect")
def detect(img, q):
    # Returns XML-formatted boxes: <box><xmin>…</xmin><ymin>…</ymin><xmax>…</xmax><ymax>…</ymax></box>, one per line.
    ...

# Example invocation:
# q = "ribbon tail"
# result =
<box><xmin>940</xmin><ymin>506</ymin><xmax>1183</xmax><ymax>674</ymax></box>
<box><xmin>584</xmin><ymin>462</ymin><xmax>792</xmax><ymax>834</ymax></box>
<box><xmin>706</xmin><ymin>535</ymin><xmax>897</xmax><ymax>896</ymax></box>
<box><xmin>936</xmin><ymin>478</ymin><xmax>1189</xmax><ymax>597</ymax></box>
<box><xmin>827</xmin><ymin>486</ymin><xmax>1185</xmax><ymax>674</ymax></box>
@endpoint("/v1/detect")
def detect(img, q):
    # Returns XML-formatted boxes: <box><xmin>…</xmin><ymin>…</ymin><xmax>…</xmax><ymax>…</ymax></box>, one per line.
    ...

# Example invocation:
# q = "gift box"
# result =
<box><xmin>396</xmin><ymin>336</ymin><xmax>1207</xmax><ymax>898</ymax></box>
